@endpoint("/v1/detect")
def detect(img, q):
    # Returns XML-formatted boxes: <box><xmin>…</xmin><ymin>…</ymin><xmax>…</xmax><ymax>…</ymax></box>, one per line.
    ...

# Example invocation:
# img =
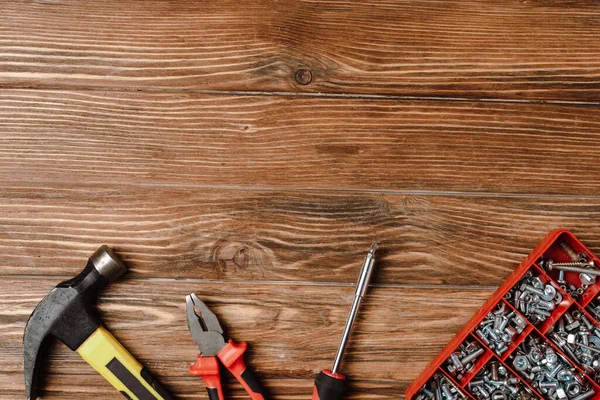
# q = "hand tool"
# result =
<box><xmin>24</xmin><ymin>245</ymin><xmax>172</xmax><ymax>400</ymax></box>
<box><xmin>313</xmin><ymin>242</ymin><xmax>377</xmax><ymax>400</ymax></box>
<box><xmin>186</xmin><ymin>293</ymin><xmax>267</xmax><ymax>400</ymax></box>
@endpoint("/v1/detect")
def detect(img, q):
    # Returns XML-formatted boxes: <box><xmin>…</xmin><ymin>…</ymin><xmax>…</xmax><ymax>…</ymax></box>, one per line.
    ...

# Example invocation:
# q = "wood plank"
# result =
<box><xmin>1</xmin><ymin>90</ymin><xmax>600</xmax><ymax>194</ymax></box>
<box><xmin>0</xmin><ymin>375</ymin><xmax>403</xmax><ymax>399</ymax></box>
<box><xmin>1</xmin><ymin>0</ymin><xmax>599</xmax><ymax>101</ymax></box>
<box><xmin>0</xmin><ymin>278</ymin><xmax>493</xmax><ymax>399</ymax></box>
<box><xmin>2</xmin><ymin>183</ymin><xmax>600</xmax><ymax>286</ymax></box>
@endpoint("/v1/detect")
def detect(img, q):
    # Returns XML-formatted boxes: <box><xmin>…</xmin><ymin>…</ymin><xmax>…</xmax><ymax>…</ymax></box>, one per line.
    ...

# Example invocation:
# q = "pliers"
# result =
<box><xmin>186</xmin><ymin>293</ymin><xmax>268</xmax><ymax>400</ymax></box>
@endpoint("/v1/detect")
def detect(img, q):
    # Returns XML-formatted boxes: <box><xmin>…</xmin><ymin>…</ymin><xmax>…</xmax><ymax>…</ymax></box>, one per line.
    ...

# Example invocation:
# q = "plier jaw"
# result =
<box><xmin>186</xmin><ymin>293</ymin><xmax>226</xmax><ymax>356</ymax></box>
<box><xmin>185</xmin><ymin>293</ymin><xmax>267</xmax><ymax>400</ymax></box>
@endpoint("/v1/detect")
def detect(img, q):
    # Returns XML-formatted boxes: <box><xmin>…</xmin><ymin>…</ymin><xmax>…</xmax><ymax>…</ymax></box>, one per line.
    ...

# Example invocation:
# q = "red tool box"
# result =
<box><xmin>406</xmin><ymin>229</ymin><xmax>600</xmax><ymax>400</ymax></box>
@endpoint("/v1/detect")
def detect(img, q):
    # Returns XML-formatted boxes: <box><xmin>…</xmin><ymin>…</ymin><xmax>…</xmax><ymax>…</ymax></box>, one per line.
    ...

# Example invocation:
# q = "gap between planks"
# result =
<box><xmin>2</xmin><ymin>86</ymin><xmax>600</xmax><ymax>107</ymax></box>
<box><xmin>4</xmin><ymin>179</ymin><xmax>600</xmax><ymax>201</ymax></box>
<box><xmin>2</xmin><ymin>274</ymin><xmax>499</xmax><ymax>291</ymax></box>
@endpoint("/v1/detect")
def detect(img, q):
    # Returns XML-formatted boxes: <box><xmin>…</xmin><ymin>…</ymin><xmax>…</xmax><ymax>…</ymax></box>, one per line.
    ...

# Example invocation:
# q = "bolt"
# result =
<box><xmin>580</xmin><ymin>329</ymin><xmax>590</xmax><ymax>346</ymax></box>
<box><xmin>441</xmin><ymin>383</ymin><xmax>456</xmax><ymax>400</ymax></box>
<box><xmin>572</xmin><ymin>390</ymin><xmax>595</xmax><ymax>400</ymax></box>
<box><xmin>513</xmin><ymin>355</ymin><xmax>529</xmax><ymax>371</ymax></box>
<box><xmin>446</xmin><ymin>340</ymin><xmax>484</xmax><ymax>380</ymax></box>
<box><xmin>449</xmin><ymin>353</ymin><xmax>463</xmax><ymax>369</ymax></box>
<box><xmin>521</xmin><ymin>284</ymin><xmax>546</xmax><ymax>298</ymax></box>
<box><xmin>580</xmin><ymin>315</ymin><xmax>594</xmax><ymax>330</ymax></box>
<box><xmin>557</xmin><ymin>270</ymin><xmax>566</xmax><ymax>284</ymax></box>
<box><xmin>573</xmin><ymin>341</ymin><xmax>600</xmax><ymax>354</ymax></box>
<box><xmin>566</xmin><ymin>320</ymin><xmax>581</xmax><ymax>331</ymax></box>
<box><xmin>490</xmin><ymin>391</ymin><xmax>507</xmax><ymax>400</ymax></box>
<box><xmin>461</xmin><ymin>347</ymin><xmax>485</xmax><ymax>365</ymax></box>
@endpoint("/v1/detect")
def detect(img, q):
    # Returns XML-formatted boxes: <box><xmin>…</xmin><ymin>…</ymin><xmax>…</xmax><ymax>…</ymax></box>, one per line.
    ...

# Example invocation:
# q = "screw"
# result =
<box><xmin>561</xmin><ymin>242</ymin><xmax>580</xmax><ymax>261</ymax></box>
<box><xmin>549</xmin><ymin>261</ymin><xmax>596</xmax><ymax>269</ymax></box>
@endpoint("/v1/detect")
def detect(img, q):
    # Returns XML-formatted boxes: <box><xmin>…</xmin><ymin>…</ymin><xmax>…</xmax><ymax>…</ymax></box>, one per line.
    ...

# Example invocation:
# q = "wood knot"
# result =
<box><xmin>295</xmin><ymin>68</ymin><xmax>313</xmax><ymax>85</ymax></box>
<box><xmin>209</xmin><ymin>238</ymin><xmax>271</xmax><ymax>278</ymax></box>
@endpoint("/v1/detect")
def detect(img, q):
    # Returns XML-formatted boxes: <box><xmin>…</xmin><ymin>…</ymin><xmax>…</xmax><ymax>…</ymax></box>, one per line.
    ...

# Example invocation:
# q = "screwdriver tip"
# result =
<box><xmin>369</xmin><ymin>241</ymin><xmax>377</xmax><ymax>254</ymax></box>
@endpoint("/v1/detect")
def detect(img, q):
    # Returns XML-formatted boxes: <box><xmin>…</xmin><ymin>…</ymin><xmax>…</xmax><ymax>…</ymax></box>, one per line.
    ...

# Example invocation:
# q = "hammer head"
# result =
<box><xmin>23</xmin><ymin>245</ymin><xmax>127</xmax><ymax>400</ymax></box>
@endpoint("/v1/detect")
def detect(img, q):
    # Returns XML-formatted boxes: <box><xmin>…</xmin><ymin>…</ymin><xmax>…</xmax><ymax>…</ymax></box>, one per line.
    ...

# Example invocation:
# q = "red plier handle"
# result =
<box><xmin>190</xmin><ymin>340</ymin><xmax>267</xmax><ymax>400</ymax></box>
<box><xmin>190</xmin><ymin>356</ymin><xmax>225</xmax><ymax>400</ymax></box>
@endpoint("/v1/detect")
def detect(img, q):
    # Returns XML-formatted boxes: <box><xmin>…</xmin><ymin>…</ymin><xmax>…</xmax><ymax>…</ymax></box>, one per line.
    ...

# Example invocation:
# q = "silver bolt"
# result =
<box><xmin>572</xmin><ymin>390</ymin><xmax>595</xmax><ymax>400</ymax></box>
<box><xmin>557</xmin><ymin>270</ymin><xmax>566</xmax><ymax>284</ymax></box>
<box><xmin>461</xmin><ymin>347</ymin><xmax>485</xmax><ymax>365</ymax></box>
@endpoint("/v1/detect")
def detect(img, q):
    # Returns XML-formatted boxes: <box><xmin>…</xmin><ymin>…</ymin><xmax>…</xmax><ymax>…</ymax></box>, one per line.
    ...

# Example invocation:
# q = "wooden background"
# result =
<box><xmin>1</xmin><ymin>0</ymin><xmax>600</xmax><ymax>398</ymax></box>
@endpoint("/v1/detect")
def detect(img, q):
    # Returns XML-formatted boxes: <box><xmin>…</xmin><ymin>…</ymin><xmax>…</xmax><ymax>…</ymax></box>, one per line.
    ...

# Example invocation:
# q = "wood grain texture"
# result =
<box><xmin>0</xmin><ymin>277</ymin><xmax>493</xmax><ymax>399</ymax></box>
<box><xmin>1</xmin><ymin>90</ymin><xmax>600</xmax><ymax>194</ymax></box>
<box><xmin>2</xmin><ymin>183</ymin><xmax>600</xmax><ymax>286</ymax></box>
<box><xmin>0</xmin><ymin>376</ymin><xmax>400</xmax><ymax>400</ymax></box>
<box><xmin>3</xmin><ymin>1</ymin><xmax>599</xmax><ymax>398</ymax></box>
<box><xmin>1</xmin><ymin>0</ymin><xmax>600</xmax><ymax>101</ymax></box>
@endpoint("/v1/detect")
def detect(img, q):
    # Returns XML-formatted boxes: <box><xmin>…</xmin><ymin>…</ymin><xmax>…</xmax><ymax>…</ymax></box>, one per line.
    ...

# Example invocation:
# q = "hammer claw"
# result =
<box><xmin>23</xmin><ymin>246</ymin><xmax>173</xmax><ymax>400</ymax></box>
<box><xmin>23</xmin><ymin>315</ymin><xmax>46</xmax><ymax>400</ymax></box>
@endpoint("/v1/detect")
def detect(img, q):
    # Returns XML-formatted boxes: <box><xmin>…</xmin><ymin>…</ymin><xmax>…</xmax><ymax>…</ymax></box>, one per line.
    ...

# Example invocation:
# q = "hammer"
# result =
<box><xmin>24</xmin><ymin>245</ymin><xmax>173</xmax><ymax>400</ymax></box>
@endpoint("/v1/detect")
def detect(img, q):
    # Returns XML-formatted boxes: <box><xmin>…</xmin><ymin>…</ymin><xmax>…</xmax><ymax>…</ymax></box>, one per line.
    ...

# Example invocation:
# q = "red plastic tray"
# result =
<box><xmin>406</xmin><ymin>229</ymin><xmax>600</xmax><ymax>400</ymax></box>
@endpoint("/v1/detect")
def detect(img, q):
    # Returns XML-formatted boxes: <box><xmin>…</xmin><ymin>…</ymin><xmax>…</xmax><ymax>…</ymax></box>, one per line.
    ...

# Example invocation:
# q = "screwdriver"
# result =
<box><xmin>312</xmin><ymin>242</ymin><xmax>377</xmax><ymax>400</ymax></box>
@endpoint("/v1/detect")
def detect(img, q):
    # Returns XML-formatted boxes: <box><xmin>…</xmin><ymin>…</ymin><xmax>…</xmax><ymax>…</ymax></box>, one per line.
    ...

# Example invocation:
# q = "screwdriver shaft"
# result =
<box><xmin>331</xmin><ymin>242</ymin><xmax>377</xmax><ymax>374</ymax></box>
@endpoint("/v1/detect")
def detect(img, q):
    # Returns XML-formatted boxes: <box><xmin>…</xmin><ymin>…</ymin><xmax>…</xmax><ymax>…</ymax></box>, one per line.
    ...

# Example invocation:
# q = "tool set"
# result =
<box><xmin>24</xmin><ymin>243</ymin><xmax>377</xmax><ymax>399</ymax></box>
<box><xmin>36</xmin><ymin>230</ymin><xmax>600</xmax><ymax>399</ymax></box>
<box><xmin>407</xmin><ymin>229</ymin><xmax>600</xmax><ymax>400</ymax></box>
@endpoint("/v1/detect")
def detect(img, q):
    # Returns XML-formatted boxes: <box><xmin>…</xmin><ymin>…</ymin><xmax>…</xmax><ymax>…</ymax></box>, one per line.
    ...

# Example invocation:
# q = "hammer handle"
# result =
<box><xmin>77</xmin><ymin>326</ymin><xmax>172</xmax><ymax>400</ymax></box>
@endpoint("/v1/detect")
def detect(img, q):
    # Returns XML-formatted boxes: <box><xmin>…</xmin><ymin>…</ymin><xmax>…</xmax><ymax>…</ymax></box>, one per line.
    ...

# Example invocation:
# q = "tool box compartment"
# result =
<box><xmin>406</xmin><ymin>229</ymin><xmax>600</xmax><ymax>400</ymax></box>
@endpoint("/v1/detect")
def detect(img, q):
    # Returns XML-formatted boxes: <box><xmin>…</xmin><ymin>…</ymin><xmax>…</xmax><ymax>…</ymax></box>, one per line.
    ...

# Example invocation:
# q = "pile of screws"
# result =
<box><xmin>468</xmin><ymin>360</ymin><xmax>530</xmax><ymax>400</ymax></box>
<box><xmin>505</xmin><ymin>271</ymin><xmax>562</xmax><ymax>325</ymax></box>
<box><xmin>445</xmin><ymin>339</ymin><xmax>485</xmax><ymax>380</ymax></box>
<box><xmin>540</xmin><ymin>242</ymin><xmax>597</xmax><ymax>300</ymax></box>
<box><xmin>511</xmin><ymin>336</ymin><xmax>593</xmax><ymax>400</ymax></box>
<box><xmin>548</xmin><ymin>309</ymin><xmax>600</xmax><ymax>382</ymax></box>
<box><xmin>476</xmin><ymin>303</ymin><xmax>527</xmax><ymax>356</ymax></box>
<box><xmin>415</xmin><ymin>372</ymin><xmax>466</xmax><ymax>400</ymax></box>
<box><xmin>586</xmin><ymin>297</ymin><xmax>600</xmax><ymax>321</ymax></box>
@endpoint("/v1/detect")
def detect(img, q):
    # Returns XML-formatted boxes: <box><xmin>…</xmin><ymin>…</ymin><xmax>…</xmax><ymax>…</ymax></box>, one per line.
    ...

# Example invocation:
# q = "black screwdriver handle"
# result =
<box><xmin>313</xmin><ymin>370</ymin><xmax>347</xmax><ymax>400</ymax></box>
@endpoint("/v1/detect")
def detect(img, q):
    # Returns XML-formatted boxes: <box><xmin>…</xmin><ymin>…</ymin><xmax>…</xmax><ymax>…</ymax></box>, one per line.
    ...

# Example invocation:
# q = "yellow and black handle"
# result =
<box><xmin>77</xmin><ymin>325</ymin><xmax>172</xmax><ymax>400</ymax></box>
